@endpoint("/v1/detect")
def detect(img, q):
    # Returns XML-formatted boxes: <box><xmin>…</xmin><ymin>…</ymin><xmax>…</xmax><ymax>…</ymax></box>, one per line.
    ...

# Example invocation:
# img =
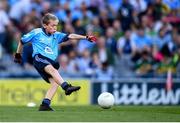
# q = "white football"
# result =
<box><xmin>97</xmin><ymin>92</ymin><xmax>115</xmax><ymax>109</ymax></box>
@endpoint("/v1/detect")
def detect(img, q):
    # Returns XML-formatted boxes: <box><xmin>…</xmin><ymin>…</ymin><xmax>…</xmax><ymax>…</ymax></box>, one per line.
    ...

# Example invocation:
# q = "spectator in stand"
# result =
<box><xmin>99</xmin><ymin>7</ymin><xmax>113</xmax><ymax>30</ymax></box>
<box><xmin>67</xmin><ymin>50</ymin><xmax>79</xmax><ymax>74</ymax></box>
<box><xmin>152</xmin><ymin>0</ymin><xmax>170</xmax><ymax>21</ymax></box>
<box><xmin>89</xmin><ymin>52</ymin><xmax>101</xmax><ymax>71</ymax></box>
<box><xmin>40</xmin><ymin>0</ymin><xmax>52</xmax><ymax>16</ymax></box>
<box><xmin>172</xmin><ymin>30</ymin><xmax>180</xmax><ymax>52</ymax></box>
<box><xmin>116</xmin><ymin>30</ymin><xmax>136</xmax><ymax>77</ymax></box>
<box><xmin>106</xmin><ymin>27</ymin><xmax>117</xmax><ymax>54</ymax></box>
<box><xmin>77</xmin><ymin>26</ymin><xmax>95</xmax><ymax>55</ymax></box>
<box><xmin>94</xmin><ymin>60</ymin><xmax>114</xmax><ymax>81</ymax></box>
<box><xmin>163</xmin><ymin>0</ymin><xmax>180</xmax><ymax>10</ymax></box>
<box><xmin>80</xmin><ymin>2</ymin><xmax>93</xmax><ymax>27</ymax></box>
<box><xmin>134</xmin><ymin>50</ymin><xmax>153</xmax><ymax>77</ymax></box>
<box><xmin>87</xmin><ymin>16</ymin><xmax>103</xmax><ymax>36</ymax></box>
<box><xmin>173</xmin><ymin>46</ymin><xmax>180</xmax><ymax>77</ymax></box>
<box><xmin>112</xmin><ymin>19</ymin><xmax>123</xmax><ymax>41</ymax></box>
<box><xmin>117</xmin><ymin>30</ymin><xmax>136</xmax><ymax>57</ymax></box>
<box><xmin>130</xmin><ymin>0</ymin><xmax>147</xmax><ymax>14</ymax></box>
<box><xmin>133</xmin><ymin>26</ymin><xmax>152</xmax><ymax>53</ymax></box>
<box><xmin>92</xmin><ymin>36</ymin><xmax>115</xmax><ymax>66</ymax></box>
<box><xmin>131</xmin><ymin>26</ymin><xmax>152</xmax><ymax>63</ymax></box>
<box><xmin>106</xmin><ymin>0</ymin><xmax>122</xmax><ymax>13</ymax></box>
<box><xmin>9</xmin><ymin>0</ymin><xmax>33</xmax><ymax>25</ymax></box>
<box><xmin>153</xmin><ymin>27</ymin><xmax>172</xmax><ymax>54</ymax></box>
<box><xmin>171</xmin><ymin>45</ymin><xmax>180</xmax><ymax>74</ymax></box>
<box><xmin>60</xmin><ymin>22</ymin><xmax>76</xmax><ymax>55</ymax></box>
<box><xmin>141</xmin><ymin>15</ymin><xmax>155</xmax><ymax>37</ymax></box>
<box><xmin>0</xmin><ymin>1</ymin><xmax>10</xmax><ymax>48</ymax></box>
<box><xmin>76</xmin><ymin>48</ymin><xmax>92</xmax><ymax>75</ymax></box>
<box><xmin>73</xmin><ymin>19</ymin><xmax>86</xmax><ymax>35</ymax></box>
<box><xmin>118</xmin><ymin>0</ymin><xmax>134</xmax><ymax>31</ymax></box>
<box><xmin>58</xmin><ymin>54</ymin><xmax>69</xmax><ymax>73</ymax></box>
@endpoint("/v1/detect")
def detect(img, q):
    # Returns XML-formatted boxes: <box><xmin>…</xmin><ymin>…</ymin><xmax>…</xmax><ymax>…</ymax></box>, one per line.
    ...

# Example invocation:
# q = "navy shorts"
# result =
<box><xmin>33</xmin><ymin>54</ymin><xmax>60</xmax><ymax>83</ymax></box>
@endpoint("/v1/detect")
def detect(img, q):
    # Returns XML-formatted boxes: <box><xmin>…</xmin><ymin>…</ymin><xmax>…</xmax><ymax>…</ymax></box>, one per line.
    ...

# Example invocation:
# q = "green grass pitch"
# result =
<box><xmin>0</xmin><ymin>105</ymin><xmax>180</xmax><ymax>122</ymax></box>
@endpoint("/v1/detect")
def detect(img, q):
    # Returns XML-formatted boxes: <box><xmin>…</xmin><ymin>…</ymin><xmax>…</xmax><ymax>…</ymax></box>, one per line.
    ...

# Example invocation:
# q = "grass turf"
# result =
<box><xmin>0</xmin><ymin>105</ymin><xmax>180</xmax><ymax>122</ymax></box>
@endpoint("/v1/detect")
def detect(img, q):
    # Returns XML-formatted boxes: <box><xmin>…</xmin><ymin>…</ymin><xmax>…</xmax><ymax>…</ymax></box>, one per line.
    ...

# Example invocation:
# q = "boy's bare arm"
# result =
<box><xmin>68</xmin><ymin>34</ymin><xmax>97</xmax><ymax>42</ymax></box>
<box><xmin>14</xmin><ymin>40</ymin><xmax>23</xmax><ymax>63</ymax></box>
<box><xmin>68</xmin><ymin>34</ymin><xmax>86</xmax><ymax>40</ymax></box>
<box><xmin>16</xmin><ymin>40</ymin><xmax>23</xmax><ymax>53</ymax></box>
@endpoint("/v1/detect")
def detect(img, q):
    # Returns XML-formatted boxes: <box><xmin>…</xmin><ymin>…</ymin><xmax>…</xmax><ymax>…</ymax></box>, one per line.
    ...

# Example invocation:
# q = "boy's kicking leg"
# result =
<box><xmin>39</xmin><ymin>65</ymin><xmax>81</xmax><ymax>111</ymax></box>
<box><xmin>39</xmin><ymin>78</ymin><xmax>58</xmax><ymax>111</ymax></box>
<box><xmin>44</xmin><ymin>64</ymin><xmax>81</xmax><ymax>95</ymax></box>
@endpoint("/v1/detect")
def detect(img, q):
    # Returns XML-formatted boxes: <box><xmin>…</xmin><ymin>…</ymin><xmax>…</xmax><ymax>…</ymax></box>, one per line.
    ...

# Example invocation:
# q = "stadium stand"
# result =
<box><xmin>0</xmin><ymin>0</ymin><xmax>180</xmax><ymax>79</ymax></box>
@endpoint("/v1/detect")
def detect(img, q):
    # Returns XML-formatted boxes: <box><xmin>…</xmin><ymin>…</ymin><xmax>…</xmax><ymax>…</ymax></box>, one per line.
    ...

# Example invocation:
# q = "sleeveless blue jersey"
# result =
<box><xmin>21</xmin><ymin>28</ymin><xmax>68</xmax><ymax>60</ymax></box>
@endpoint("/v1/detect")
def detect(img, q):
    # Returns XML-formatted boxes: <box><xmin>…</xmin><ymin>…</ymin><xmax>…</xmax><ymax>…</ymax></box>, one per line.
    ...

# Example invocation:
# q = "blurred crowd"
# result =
<box><xmin>0</xmin><ymin>0</ymin><xmax>180</xmax><ymax>79</ymax></box>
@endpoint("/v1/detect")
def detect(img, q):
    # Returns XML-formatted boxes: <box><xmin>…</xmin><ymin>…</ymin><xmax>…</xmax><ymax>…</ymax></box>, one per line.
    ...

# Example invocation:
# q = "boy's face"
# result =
<box><xmin>43</xmin><ymin>20</ymin><xmax>58</xmax><ymax>34</ymax></box>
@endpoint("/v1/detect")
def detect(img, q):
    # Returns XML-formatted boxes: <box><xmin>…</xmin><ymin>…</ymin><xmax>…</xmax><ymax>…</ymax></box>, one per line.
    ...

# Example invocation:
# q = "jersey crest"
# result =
<box><xmin>45</xmin><ymin>46</ymin><xmax>53</xmax><ymax>54</ymax></box>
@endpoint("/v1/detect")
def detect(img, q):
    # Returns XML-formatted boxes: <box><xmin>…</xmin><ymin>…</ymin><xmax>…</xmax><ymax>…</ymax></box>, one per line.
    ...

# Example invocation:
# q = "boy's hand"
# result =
<box><xmin>86</xmin><ymin>35</ymin><xmax>97</xmax><ymax>43</ymax></box>
<box><xmin>14</xmin><ymin>53</ymin><xmax>22</xmax><ymax>64</ymax></box>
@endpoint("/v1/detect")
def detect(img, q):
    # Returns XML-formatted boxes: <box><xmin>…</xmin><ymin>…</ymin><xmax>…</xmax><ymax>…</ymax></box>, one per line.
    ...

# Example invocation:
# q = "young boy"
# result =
<box><xmin>14</xmin><ymin>13</ymin><xmax>97</xmax><ymax>111</ymax></box>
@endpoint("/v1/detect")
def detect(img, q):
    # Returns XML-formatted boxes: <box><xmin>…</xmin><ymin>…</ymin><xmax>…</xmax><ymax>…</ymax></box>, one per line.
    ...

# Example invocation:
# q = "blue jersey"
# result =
<box><xmin>21</xmin><ymin>28</ymin><xmax>68</xmax><ymax>60</ymax></box>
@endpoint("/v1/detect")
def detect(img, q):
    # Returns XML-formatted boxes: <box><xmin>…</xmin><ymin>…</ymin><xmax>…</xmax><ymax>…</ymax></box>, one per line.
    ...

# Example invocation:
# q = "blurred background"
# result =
<box><xmin>0</xmin><ymin>0</ymin><xmax>180</xmax><ymax>79</ymax></box>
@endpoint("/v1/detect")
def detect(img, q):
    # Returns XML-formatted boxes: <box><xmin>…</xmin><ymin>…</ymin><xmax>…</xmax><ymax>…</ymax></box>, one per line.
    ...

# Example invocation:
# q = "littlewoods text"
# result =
<box><xmin>111</xmin><ymin>83</ymin><xmax>180</xmax><ymax>105</ymax></box>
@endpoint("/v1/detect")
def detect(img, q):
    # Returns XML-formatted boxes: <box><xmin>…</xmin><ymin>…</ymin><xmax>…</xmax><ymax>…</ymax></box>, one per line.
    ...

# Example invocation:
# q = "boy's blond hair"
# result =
<box><xmin>42</xmin><ymin>13</ymin><xmax>59</xmax><ymax>25</ymax></box>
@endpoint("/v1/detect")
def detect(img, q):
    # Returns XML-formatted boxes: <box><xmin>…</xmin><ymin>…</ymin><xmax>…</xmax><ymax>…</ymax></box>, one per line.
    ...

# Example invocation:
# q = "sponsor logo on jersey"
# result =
<box><xmin>45</xmin><ymin>46</ymin><xmax>53</xmax><ymax>54</ymax></box>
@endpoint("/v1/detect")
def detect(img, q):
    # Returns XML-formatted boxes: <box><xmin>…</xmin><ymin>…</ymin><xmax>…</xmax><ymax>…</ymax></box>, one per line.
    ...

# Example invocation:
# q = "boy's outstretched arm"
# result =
<box><xmin>68</xmin><ymin>34</ymin><xmax>97</xmax><ymax>43</ymax></box>
<box><xmin>14</xmin><ymin>40</ymin><xmax>23</xmax><ymax>63</ymax></box>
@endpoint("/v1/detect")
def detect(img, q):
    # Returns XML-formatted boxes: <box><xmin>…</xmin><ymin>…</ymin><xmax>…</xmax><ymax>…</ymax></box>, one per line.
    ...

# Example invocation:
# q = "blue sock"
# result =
<box><xmin>42</xmin><ymin>98</ymin><xmax>51</xmax><ymax>106</ymax></box>
<box><xmin>61</xmin><ymin>82</ymin><xmax>69</xmax><ymax>90</ymax></box>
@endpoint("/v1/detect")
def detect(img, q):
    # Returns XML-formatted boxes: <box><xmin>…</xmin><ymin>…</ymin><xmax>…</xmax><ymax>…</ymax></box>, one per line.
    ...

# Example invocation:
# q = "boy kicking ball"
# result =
<box><xmin>14</xmin><ymin>13</ymin><xmax>97</xmax><ymax>111</ymax></box>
